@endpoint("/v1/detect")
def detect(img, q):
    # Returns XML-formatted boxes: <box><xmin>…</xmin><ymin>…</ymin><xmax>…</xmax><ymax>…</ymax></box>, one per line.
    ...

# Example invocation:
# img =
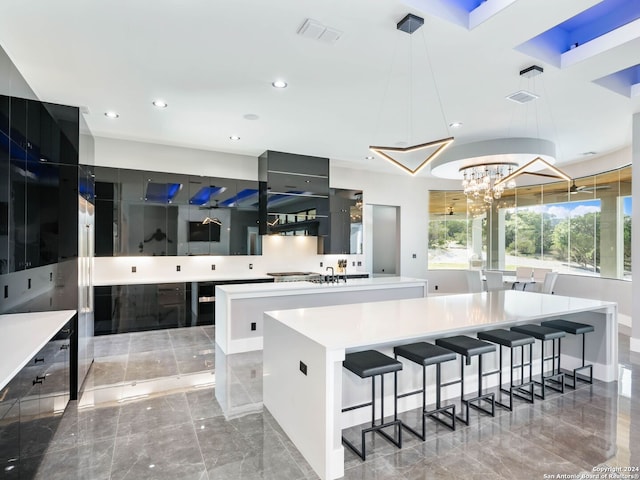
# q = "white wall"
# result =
<box><xmin>331</xmin><ymin>164</ymin><xmax>434</xmax><ymax>279</ymax></box>
<box><xmin>93</xmin><ymin>137</ymin><xmax>257</xmax><ymax>180</ymax></box>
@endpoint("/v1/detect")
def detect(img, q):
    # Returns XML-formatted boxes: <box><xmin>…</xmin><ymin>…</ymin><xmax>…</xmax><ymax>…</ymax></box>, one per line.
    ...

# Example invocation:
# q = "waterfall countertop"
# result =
<box><xmin>264</xmin><ymin>290</ymin><xmax>615</xmax><ymax>350</ymax></box>
<box><xmin>0</xmin><ymin>310</ymin><xmax>76</xmax><ymax>391</ymax></box>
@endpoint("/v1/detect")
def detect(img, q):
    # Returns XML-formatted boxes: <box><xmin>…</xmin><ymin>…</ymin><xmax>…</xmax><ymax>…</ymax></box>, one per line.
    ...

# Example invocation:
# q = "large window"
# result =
<box><xmin>428</xmin><ymin>165</ymin><xmax>631</xmax><ymax>280</ymax></box>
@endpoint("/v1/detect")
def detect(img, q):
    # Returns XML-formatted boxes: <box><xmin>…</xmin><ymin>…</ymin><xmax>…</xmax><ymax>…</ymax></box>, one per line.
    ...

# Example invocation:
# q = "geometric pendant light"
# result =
<box><xmin>369</xmin><ymin>13</ymin><xmax>454</xmax><ymax>175</ymax></box>
<box><xmin>369</xmin><ymin>136</ymin><xmax>454</xmax><ymax>176</ymax></box>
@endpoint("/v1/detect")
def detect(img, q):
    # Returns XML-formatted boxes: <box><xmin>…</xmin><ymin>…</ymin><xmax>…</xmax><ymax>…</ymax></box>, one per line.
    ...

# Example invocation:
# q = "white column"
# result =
<box><xmin>472</xmin><ymin>216</ymin><xmax>483</xmax><ymax>267</ymax></box>
<box><xmin>598</xmin><ymin>194</ymin><xmax>620</xmax><ymax>279</ymax></box>
<box><xmin>631</xmin><ymin>113</ymin><xmax>640</xmax><ymax>352</ymax></box>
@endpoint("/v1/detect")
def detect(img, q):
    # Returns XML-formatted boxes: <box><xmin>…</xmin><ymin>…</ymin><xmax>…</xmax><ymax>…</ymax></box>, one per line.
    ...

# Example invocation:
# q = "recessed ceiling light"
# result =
<box><xmin>581</xmin><ymin>151</ymin><xmax>597</xmax><ymax>156</ymax></box>
<box><xmin>229</xmin><ymin>135</ymin><xmax>241</xmax><ymax>141</ymax></box>
<box><xmin>449</xmin><ymin>122</ymin><xmax>463</xmax><ymax>128</ymax></box>
<box><xmin>243</xmin><ymin>113</ymin><xmax>260</xmax><ymax>120</ymax></box>
<box><xmin>272</xmin><ymin>80</ymin><xmax>288</xmax><ymax>89</ymax></box>
<box><xmin>104</xmin><ymin>111</ymin><xmax>119</xmax><ymax>119</ymax></box>
<box><xmin>152</xmin><ymin>100</ymin><xmax>168</xmax><ymax>108</ymax></box>
<box><xmin>365</xmin><ymin>156</ymin><xmax>374</xmax><ymax>160</ymax></box>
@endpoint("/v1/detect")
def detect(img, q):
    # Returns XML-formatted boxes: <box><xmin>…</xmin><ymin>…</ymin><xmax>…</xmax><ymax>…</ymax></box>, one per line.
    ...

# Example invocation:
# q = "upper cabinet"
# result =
<box><xmin>257</xmin><ymin>151</ymin><xmax>363</xmax><ymax>254</ymax></box>
<box><xmin>318</xmin><ymin>189</ymin><xmax>363</xmax><ymax>255</ymax></box>
<box><xmin>93</xmin><ymin>166</ymin><xmax>262</xmax><ymax>256</ymax></box>
<box><xmin>258</xmin><ymin>150</ymin><xmax>330</xmax><ymax>236</ymax></box>
<box><xmin>0</xmin><ymin>94</ymin><xmax>79</xmax><ymax>273</ymax></box>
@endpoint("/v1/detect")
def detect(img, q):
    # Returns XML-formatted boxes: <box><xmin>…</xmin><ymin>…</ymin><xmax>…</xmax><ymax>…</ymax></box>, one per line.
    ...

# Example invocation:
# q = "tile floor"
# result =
<box><xmin>27</xmin><ymin>327</ymin><xmax>640</xmax><ymax>480</ymax></box>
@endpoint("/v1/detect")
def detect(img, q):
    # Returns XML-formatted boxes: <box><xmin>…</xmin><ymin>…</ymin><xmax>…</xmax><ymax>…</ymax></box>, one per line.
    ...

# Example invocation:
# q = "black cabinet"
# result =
<box><xmin>0</xmin><ymin>321</ymin><xmax>71</xmax><ymax>478</ymax></box>
<box><xmin>0</xmin><ymin>94</ymin><xmax>79</xmax><ymax>273</ymax></box>
<box><xmin>0</xmin><ymin>397</ymin><xmax>19</xmax><ymax>478</ymax></box>
<box><xmin>258</xmin><ymin>150</ymin><xmax>330</xmax><ymax>236</ymax></box>
<box><xmin>94</xmin><ymin>283</ymin><xmax>189</xmax><ymax>335</ymax></box>
<box><xmin>0</xmin><ymin>95</ymin><xmax>9</xmax><ymax>275</ymax></box>
<box><xmin>318</xmin><ymin>189</ymin><xmax>363</xmax><ymax>254</ymax></box>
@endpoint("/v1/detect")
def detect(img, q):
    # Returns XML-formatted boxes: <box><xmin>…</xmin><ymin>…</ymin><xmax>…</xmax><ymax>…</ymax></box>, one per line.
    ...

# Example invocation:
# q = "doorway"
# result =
<box><xmin>371</xmin><ymin>205</ymin><xmax>399</xmax><ymax>276</ymax></box>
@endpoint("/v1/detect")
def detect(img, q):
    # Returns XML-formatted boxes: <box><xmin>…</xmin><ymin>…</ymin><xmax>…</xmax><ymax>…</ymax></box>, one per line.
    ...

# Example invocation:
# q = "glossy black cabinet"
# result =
<box><xmin>0</xmin><ymin>94</ymin><xmax>80</xmax><ymax>274</ymax></box>
<box><xmin>95</xmin><ymin>283</ymin><xmax>189</xmax><ymax>335</ymax></box>
<box><xmin>258</xmin><ymin>150</ymin><xmax>330</xmax><ymax>235</ymax></box>
<box><xmin>0</xmin><ymin>95</ymin><xmax>9</xmax><ymax>275</ymax></box>
<box><xmin>93</xmin><ymin>167</ymin><xmax>262</xmax><ymax>256</ymax></box>
<box><xmin>317</xmin><ymin>189</ymin><xmax>363</xmax><ymax>254</ymax></box>
<box><xmin>0</xmin><ymin>321</ymin><xmax>71</xmax><ymax>478</ymax></box>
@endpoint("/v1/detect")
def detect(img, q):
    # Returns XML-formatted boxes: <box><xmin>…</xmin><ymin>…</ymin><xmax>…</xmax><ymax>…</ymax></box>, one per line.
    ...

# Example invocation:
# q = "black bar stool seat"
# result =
<box><xmin>436</xmin><ymin>335</ymin><xmax>496</xmax><ymax>361</ymax></box>
<box><xmin>344</xmin><ymin>350</ymin><xmax>403</xmax><ymax>378</ymax></box>
<box><xmin>341</xmin><ymin>350</ymin><xmax>402</xmax><ymax>460</ymax></box>
<box><xmin>540</xmin><ymin>319</ymin><xmax>594</xmax><ymax>387</ymax></box>
<box><xmin>435</xmin><ymin>335</ymin><xmax>496</xmax><ymax>425</ymax></box>
<box><xmin>394</xmin><ymin>342</ymin><xmax>457</xmax><ymax>439</ymax></box>
<box><xmin>394</xmin><ymin>342</ymin><xmax>456</xmax><ymax>367</ymax></box>
<box><xmin>511</xmin><ymin>324</ymin><xmax>566</xmax><ymax>341</ymax></box>
<box><xmin>477</xmin><ymin>329</ymin><xmax>534</xmax><ymax>348</ymax></box>
<box><xmin>541</xmin><ymin>319</ymin><xmax>594</xmax><ymax>335</ymax></box>
<box><xmin>511</xmin><ymin>324</ymin><xmax>566</xmax><ymax>399</ymax></box>
<box><xmin>477</xmin><ymin>329</ymin><xmax>535</xmax><ymax>410</ymax></box>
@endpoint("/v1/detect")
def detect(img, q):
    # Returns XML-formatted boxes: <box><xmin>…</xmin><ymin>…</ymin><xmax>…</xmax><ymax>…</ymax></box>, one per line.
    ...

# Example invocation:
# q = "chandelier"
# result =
<box><xmin>460</xmin><ymin>162</ymin><xmax>517</xmax><ymax>205</ymax></box>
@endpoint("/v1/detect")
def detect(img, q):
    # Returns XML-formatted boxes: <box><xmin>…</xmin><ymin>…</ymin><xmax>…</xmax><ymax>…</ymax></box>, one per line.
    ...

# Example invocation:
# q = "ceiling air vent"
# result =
<box><xmin>297</xmin><ymin>19</ymin><xmax>343</xmax><ymax>45</ymax></box>
<box><xmin>506</xmin><ymin>90</ymin><xmax>539</xmax><ymax>104</ymax></box>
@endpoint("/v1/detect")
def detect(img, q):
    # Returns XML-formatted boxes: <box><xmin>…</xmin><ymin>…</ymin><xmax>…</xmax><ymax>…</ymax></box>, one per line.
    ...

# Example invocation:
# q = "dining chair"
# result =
<box><xmin>512</xmin><ymin>266</ymin><xmax>532</xmax><ymax>291</ymax></box>
<box><xmin>484</xmin><ymin>271</ymin><xmax>504</xmax><ymax>292</ymax></box>
<box><xmin>540</xmin><ymin>272</ymin><xmax>558</xmax><ymax>294</ymax></box>
<box><xmin>532</xmin><ymin>268</ymin><xmax>552</xmax><ymax>283</ymax></box>
<box><xmin>466</xmin><ymin>270</ymin><xmax>484</xmax><ymax>293</ymax></box>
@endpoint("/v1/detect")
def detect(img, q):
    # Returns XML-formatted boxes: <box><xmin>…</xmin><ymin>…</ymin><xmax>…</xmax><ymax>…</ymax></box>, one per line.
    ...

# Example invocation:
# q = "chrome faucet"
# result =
<box><xmin>326</xmin><ymin>266</ymin><xmax>335</xmax><ymax>283</ymax></box>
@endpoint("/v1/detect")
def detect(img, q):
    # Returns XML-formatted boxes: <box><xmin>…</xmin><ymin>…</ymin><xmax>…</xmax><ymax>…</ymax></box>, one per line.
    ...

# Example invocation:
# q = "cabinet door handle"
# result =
<box><xmin>34</xmin><ymin>357</ymin><xmax>45</xmax><ymax>364</ymax></box>
<box><xmin>60</xmin><ymin>344</ymin><xmax>69</xmax><ymax>350</ymax></box>
<box><xmin>33</xmin><ymin>376</ymin><xmax>46</xmax><ymax>385</ymax></box>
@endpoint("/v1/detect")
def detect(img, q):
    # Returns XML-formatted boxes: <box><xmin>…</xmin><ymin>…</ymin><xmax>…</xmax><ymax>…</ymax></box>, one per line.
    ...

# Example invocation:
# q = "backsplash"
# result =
<box><xmin>93</xmin><ymin>236</ymin><xmax>366</xmax><ymax>286</ymax></box>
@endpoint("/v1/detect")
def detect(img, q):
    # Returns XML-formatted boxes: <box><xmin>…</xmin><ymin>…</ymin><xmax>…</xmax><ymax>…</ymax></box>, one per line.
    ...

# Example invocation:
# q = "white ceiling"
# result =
<box><xmin>0</xmin><ymin>0</ymin><xmax>638</xmax><ymax>177</ymax></box>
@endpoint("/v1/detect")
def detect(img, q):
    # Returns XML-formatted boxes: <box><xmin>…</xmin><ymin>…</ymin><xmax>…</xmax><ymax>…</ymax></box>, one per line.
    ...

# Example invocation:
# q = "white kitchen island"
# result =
<box><xmin>215</xmin><ymin>277</ymin><xmax>427</xmax><ymax>354</ymax></box>
<box><xmin>262</xmin><ymin>290</ymin><xmax>617</xmax><ymax>480</ymax></box>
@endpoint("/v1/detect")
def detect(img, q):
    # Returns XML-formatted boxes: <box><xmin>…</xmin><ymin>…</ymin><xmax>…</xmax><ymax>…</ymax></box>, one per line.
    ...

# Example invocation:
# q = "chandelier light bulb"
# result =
<box><xmin>460</xmin><ymin>162</ymin><xmax>517</xmax><ymax>209</ymax></box>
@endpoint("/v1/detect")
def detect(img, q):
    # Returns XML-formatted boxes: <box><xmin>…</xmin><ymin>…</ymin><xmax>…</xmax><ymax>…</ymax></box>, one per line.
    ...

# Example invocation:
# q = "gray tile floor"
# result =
<box><xmin>30</xmin><ymin>328</ymin><xmax>640</xmax><ymax>480</ymax></box>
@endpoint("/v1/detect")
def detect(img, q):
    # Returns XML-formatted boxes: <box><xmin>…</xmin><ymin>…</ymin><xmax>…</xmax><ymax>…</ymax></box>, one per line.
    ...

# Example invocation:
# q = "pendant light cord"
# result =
<box><xmin>420</xmin><ymin>28</ymin><xmax>450</xmax><ymax>137</ymax></box>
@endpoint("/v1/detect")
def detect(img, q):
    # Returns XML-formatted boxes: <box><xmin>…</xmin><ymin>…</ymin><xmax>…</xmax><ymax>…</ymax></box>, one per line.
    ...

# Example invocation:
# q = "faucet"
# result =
<box><xmin>326</xmin><ymin>266</ymin><xmax>335</xmax><ymax>283</ymax></box>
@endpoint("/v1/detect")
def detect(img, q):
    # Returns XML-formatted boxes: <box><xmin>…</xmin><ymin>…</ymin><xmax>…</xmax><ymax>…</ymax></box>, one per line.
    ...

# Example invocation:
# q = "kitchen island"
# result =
<box><xmin>215</xmin><ymin>276</ymin><xmax>428</xmax><ymax>354</ymax></box>
<box><xmin>263</xmin><ymin>290</ymin><xmax>617</xmax><ymax>480</ymax></box>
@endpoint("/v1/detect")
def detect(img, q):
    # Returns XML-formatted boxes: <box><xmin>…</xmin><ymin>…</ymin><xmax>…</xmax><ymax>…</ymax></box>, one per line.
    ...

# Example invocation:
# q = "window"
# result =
<box><xmin>428</xmin><ymin>165</ymin><xmax>631</xmax><ymax>280</ymax></box>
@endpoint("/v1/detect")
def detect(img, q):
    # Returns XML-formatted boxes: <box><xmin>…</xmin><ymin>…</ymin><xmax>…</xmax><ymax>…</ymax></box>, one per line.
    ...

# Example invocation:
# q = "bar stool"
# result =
<box><xmin>510</xmin><ymin>324</ymin><xmax>565</xmax><ymax>399</ymax></box>
<box><xmin>540</xmin><ymin>319</ymin><xmax>594</xmax><ymax>388</ymax></box>
<box><xmin>435</xmin><ymin>335</ymin><xmax>496</xmax><ymax>425</ymax></box>
<box><xmin>393</xmin><ymin>342</ymin><xmax>457</xmax><ymax>440</ymax></box>
<box><xmin>476</xmin><ymin>329</ymin><xmax>535</xmax><ymax>410</ymax></box>
<box><xmin>341</xmin><ymin>350</ymin><xmax>402</xmax><ymax>460</ymax></box>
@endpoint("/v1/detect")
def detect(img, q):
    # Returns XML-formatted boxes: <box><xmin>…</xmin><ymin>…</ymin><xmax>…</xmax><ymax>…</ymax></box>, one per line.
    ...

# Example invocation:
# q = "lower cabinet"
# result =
<box><xmin>0</xmin><ymin>399</ymin><xmax>20</xmax><ymax>478</ymax></box>
<box><xmin>0</xmin><ymin>321</ymin><xmax>71</xmax><ymax>479</ymax></box>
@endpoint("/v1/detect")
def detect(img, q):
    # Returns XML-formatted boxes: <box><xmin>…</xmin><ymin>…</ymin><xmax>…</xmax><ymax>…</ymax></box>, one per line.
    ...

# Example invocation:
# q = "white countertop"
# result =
<box><xmin>0</xmin><ymin>310</ymin><xmax>76</xmax><ymax>391</ymax></box>
<box><xmin>264</xmin><ymin>290</ymin><xmax>615</xmax><ymax>351</ymax></box>
<box><xmin>217</xmin><ymin>276</ymin><xmax>426</xmax><ymax>297</ymax></box>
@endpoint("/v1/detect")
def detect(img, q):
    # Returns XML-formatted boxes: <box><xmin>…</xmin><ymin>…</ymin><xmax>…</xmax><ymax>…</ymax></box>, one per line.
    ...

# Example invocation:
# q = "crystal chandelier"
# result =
<box><xmin>460</xmin><ymin>162</ymin><xmax>517</xmax><ymax>205</ymax></box>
